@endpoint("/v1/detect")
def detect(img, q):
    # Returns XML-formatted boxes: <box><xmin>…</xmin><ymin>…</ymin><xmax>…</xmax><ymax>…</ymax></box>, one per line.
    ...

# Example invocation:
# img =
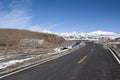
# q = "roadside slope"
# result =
<box><xmin>0</xmin><ymin>29</ymin><xmax>66</xmax><ymax>54</ymax></box>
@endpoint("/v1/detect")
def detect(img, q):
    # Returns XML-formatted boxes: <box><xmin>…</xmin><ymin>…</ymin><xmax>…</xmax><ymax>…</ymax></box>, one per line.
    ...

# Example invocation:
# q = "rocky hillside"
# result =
<box><xmin>0</xmin><ymin>29</ymin><xmax>66</xmax><ymax>51</ymax></box>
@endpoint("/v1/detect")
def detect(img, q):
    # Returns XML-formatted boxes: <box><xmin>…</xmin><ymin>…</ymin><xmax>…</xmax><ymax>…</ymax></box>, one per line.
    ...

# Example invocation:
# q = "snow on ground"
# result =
<box><xmin>0</xmin><ymin>42</ymin><xmax>85</xmax><ymax>70</ymax></box>
<box><xmin>48</xmin><ymin>42</ymin><xmax>85</xmax><ymax>55</ymax></box>
<box><xmin>48</xmin><ymin>48</ymin><xmax>69</xmax><ymax>55</ymax></box>
<box><xmin>0</xmin><ymin>57</ymin><xmax>33</xmax><ymax>69</ymax></box>
<box><xmin>0</xmin><ymin>54</ymin><xmax>42</xmax><ymax>69</ymax></box>
<box><xmin>0</xmin><ymin>56</ymin><xmax>4</xmax><ymax>60</ymax></box>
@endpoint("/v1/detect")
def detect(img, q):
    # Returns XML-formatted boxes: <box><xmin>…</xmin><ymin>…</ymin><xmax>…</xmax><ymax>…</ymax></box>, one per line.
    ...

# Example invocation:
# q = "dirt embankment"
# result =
<box><xmin>0</xmin><ymin>29</ymin><xmax>67</xmax><ymax>54</ymax></box>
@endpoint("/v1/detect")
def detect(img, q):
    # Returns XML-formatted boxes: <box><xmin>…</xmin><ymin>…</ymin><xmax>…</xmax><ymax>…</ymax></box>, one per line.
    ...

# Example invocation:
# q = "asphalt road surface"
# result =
<box><xmin>1</xmin><ymin>42</ymin><xmax>120</xmax><ymax>80</ymax></box>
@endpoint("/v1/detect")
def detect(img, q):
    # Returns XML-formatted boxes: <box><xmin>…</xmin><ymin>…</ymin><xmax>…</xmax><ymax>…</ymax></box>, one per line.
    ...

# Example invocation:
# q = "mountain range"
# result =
<box><xmin>56</xmin><ymin>30</ymin><xmax>120</xmax><ymax>40</ymax></box>
<box><xmin>28</xmin><ymin>29</ymin><xmax>120</xmax><ymax>40</ymax></box>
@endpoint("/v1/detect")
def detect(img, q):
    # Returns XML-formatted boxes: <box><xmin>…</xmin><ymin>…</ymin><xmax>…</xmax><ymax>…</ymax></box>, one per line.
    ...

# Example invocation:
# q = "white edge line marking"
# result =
<box><xmin>0</xmin><ymin>52</ymin><xmax>68</xmax><ymax>79</ymax></box>
<box><xmin>108</xmin><ymin>48</ymin><xmax>120</xmax><ymax>64</ymax></box>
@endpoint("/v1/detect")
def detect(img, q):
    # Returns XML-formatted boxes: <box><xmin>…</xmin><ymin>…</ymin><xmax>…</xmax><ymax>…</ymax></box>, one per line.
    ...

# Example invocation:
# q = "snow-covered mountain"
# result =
<box><xmin>58</xmin><ymin>30</ymin><xmax>120</xmax><ymax>40</ymax></box>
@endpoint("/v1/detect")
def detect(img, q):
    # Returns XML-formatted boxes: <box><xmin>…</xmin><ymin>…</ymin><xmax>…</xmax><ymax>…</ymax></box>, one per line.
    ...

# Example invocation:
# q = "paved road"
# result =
<box><xmin>1</xmin><ymin>42</ymin><xmax>120</xmax><ymax>80</ymax></box>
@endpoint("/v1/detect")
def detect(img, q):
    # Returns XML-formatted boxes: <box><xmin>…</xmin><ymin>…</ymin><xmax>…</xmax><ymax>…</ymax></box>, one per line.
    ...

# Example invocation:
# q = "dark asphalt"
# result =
<box><xmin>1</xmin><ymin>42</ymin><xmax>120</xmax><ymax>80</ymax></box>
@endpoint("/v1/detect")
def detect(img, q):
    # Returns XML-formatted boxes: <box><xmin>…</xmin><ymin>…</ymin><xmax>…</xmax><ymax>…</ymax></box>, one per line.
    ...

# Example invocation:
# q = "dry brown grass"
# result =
<box><xmin>0</xmin><ymin>29</ymin><xmax>66</xmax><ymax>51</ymax></box>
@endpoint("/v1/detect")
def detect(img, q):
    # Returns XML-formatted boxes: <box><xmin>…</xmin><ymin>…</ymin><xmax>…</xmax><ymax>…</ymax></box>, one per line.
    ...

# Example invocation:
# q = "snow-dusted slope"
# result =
<box><xmin>58</xmin><ymin>30</ymin><xmax>120</xmax><ymax>40</ymax></box>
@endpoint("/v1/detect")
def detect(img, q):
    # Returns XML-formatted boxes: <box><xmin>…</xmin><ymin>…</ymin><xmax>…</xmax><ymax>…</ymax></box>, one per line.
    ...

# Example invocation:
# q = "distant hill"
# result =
<box><xmin>0</xmin><ymin>29</ymin><xmax>66</xmax><ymax>50</ymax></box>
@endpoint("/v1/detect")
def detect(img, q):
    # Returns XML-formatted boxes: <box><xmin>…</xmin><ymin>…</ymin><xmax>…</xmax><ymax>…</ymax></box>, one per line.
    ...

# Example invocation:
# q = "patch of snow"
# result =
<box><xmin>48</xmin><ymin>47</ymin><xmax>70</xmax><ymax>55</ymax></box>
<box><xmin>54</xmin><ymin>48</ymin><xmax>62</xmax><ymax>53</ymax></box>
<box><xmin>0</xmin><ymin>56</ymin><xmax>4</xmax><ymax>60</ymax></box>
<box><xmin>0</xmin><ymin>57</ymin><xmax>33</xmax><ymax>69</ymax></box>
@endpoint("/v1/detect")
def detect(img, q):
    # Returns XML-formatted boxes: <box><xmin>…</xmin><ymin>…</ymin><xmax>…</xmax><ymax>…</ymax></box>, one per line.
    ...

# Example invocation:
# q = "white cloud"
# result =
<box><xmin>0</xmin><ymin>0</ymin><xmax>31</xmax><ymax>29</ymax></box>
<box><xmin>0</xmin><ymin>0</ymin><xmax>59</xmax><ymax>32</ymax></box>
<box><xmin>47</xmin><ymin>24</ymin><xmax>59</xmax><ymax>29</ymax></box>
<box><xmin>29</xmin><ymin>24</ymin><xmax>60</xmax><ymax>33</ymax></box>
<box><xmin>9</xmin><ymin>0</ymin><xmax>31</xmax><ymax>10</ymax></box>
<box><xmin>0</xmin><ymin>10</ymin><xmax>31</xmax><ymax>28</ymax></box>
<box><xmin>42</xmin><ymin>29</ymin><xmax>52</xmax><ymax>33</ymax></box>
<box><xmin>29</xmin><ymin>24</ymin><xmax>44</xmax><ymax>31</ymax></box>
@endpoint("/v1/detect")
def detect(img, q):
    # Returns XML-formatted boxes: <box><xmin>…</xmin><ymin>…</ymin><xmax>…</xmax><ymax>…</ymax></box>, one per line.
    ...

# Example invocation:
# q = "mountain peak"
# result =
<box><xmin>89</xmin><ymin>30</ymin><xmax>117</xmax><ymax>36</ymax></box>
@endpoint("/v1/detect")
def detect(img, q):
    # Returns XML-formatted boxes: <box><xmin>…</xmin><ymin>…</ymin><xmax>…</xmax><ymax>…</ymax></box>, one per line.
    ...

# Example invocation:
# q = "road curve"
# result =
<box><xmin>1</xmin><ymin>42</ymin><xmax>120</xmax><ymax>80</ymax></box>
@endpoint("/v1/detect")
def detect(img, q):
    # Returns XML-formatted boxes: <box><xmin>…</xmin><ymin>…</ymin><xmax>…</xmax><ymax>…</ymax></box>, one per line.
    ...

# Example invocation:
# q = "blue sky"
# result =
<box><xmin>0</xmin><ymin>0</ymin><xmax>120</xmax><ymax>33</ymax></box>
